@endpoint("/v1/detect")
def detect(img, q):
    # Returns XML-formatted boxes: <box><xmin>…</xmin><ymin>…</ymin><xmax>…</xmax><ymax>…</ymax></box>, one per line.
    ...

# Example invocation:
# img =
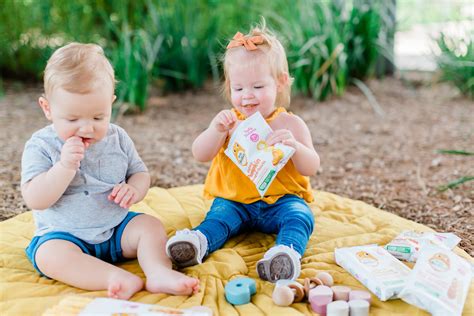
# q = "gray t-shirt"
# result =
<box><xmin>21</xmin><ymin>123</ymin><xmax>148</xmax><ymax>244</ymax></box>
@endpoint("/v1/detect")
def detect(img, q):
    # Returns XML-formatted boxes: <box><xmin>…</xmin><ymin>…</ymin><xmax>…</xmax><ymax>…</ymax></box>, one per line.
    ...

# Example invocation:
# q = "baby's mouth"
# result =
<box><xmin>81</xmin><ymin>137</ymin><xmax>94</xmax><ymax>147</ymax></box>
<box><xmin>242</xmin><ymin>104</ymin><xmax>258</xmax><ymax>109</ymax></box>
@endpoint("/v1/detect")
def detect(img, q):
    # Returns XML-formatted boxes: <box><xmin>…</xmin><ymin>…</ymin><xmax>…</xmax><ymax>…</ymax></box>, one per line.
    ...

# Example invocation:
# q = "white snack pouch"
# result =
<box><xmin>398</xmin><ymin>245</ymin><xmax>472</xmax><ymax>316</ymax></box>
<box><xmin>225</xmin><ymin>111</ymin><xmax>295</xmax><ymax>197</ymax></box>
<box><xmin>335</xmin><ymin>244</ymin><xmax>412</xmax><ymax>301</ymax></box>
<box><xmin>79</xmin><ymin>297</ymin><xmax>212</xmax><ymax>315</ymax></box>
<box><xmin>385</xmin><ymin>231</ymin><xmax>461</xmax><ymax>262</ymax></box>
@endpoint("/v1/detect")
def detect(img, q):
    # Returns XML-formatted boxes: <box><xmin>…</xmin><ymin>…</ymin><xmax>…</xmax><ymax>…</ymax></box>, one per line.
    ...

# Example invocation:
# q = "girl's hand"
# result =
<box><xmin>108</xmin><ymin>183</ymin><xmax>139</xmax><ymax>208</ymax></box>
<box><xmin>60</xmin><ymin>136</ymin><xmax>85</xmax><ymax>170</ymax></box>
<box><xmin>266</xmin><ymin>129</ymin><xmax>298</xmax><ymax>149</ymax></box>
<box><xmin>211</xmin><ymin>110</ymin><xmax>238</xmax><ymax>133</ymax></box>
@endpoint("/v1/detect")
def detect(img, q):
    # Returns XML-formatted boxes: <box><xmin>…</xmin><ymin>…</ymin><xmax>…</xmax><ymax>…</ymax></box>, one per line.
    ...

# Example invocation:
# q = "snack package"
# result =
<box><xmin>398</xmin><ymin>245</ymin><xmax>472</xmax><ymax>316</ymax></box>
<box><xmin>77</xmin><ymin>297</ymin><xmax>212</xmax><ymax>315</ymax></box>
<box><xmin>224</xmin><ymin>111</ymin><xmax>295</xmax><ymax>196</ymax></box>
<box><xmin>335</xmin><ymin>244</ymin><xmax>412</xmax><ymax>301</ymax></box>
<box><xmin>385</xmin><ymin>231</ymin><xmax>461</xmax><ymax>262</ymax></box>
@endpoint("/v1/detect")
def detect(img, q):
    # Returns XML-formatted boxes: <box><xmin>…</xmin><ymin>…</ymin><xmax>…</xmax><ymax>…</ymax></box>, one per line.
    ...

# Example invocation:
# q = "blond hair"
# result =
<box><xmin>222</xmin><ymin>21</ymin><xmax>293</xmax><ymax>108</ymax></box>
<box><xmin>43</xmin><ymin>43</ymin><xmax>115</xmax><ymax>97</ymax></box>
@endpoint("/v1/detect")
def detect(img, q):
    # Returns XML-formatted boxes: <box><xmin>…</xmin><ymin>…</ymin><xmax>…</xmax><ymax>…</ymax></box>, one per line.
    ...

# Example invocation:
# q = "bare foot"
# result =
<box><xmin>146</xmin><ymin>267</ymin><xmax>199</xmax><ymax>295</ymax></box>
<box><xmin>107</xmin><ymin>272</ymin><xmax>144</xmax><ymax>300</ymax></box>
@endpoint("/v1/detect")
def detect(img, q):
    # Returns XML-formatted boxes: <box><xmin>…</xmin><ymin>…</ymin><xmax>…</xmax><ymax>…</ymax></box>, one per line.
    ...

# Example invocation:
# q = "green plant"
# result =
<box><xmin>342</xmin><ymin>1</ymin><xmax>382</xmax><ymax>79</ymax></box>
<box><xmin>437</xmin><ymin>149</ymin><xmax>474</xmax><ymax>156</ymax></box>
<box><xmin>1</xmin><ymin>0</ymin><xmax>392</xmax><ymax>110</ymax></box>
<box><xmin>109</xmin><ymin>26</ymin><xmax>163</xmax><ymax>116</ymax></box>
<box><xmin>268</xmin><ymin>0</ymin><xmax>347</xmax><ymax>100</ymax></box>
<box><xmin>436</xmin><ymin>149</ymin><xmax>474</xmax><ymax>191</ymax></box>
<box><xmin>0</xmin><ymin>78</ymin><xmax>4</xmax><ymax>98</ymax></box>
<box><xmin>438</xmin><ymin>176</ymin><xmax>474</xmax><ymax>192</ymax></box>
<box><xmin>100</xmin><ymin>2</ymin><xmax>163</xmax><ymax>115</ymax></box>
<box><xmin>0</xmin><ymin>0</ymin><xmax>108</xmax><ymax>79</ymax></box>
<box><xmin>436</xmin><ymin>31</ymin><xmax>474</xmax><ymax>99</ymax></box>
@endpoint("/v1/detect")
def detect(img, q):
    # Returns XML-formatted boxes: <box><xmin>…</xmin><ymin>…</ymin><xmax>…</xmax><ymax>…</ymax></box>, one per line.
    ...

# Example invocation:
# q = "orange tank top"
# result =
<box><xmin>203</xmin><ymin>107</ymin><xmax>314</xmax><ymax>204</ymax></box>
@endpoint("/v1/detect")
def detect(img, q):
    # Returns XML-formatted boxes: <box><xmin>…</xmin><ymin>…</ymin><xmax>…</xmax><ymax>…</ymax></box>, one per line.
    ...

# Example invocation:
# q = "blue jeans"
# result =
<box><xmin>194</xmin><ymin>195</ymin><xmax>314</xmax><ymax>256</ymax></box>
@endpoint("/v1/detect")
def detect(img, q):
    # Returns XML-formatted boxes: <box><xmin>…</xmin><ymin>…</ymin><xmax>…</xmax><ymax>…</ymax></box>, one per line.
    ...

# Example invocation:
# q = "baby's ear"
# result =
<box><xmin>112</xmin><ymin>95</ymin><xmax>117</xmax><ymax>103</ymax></box>
<box><xmin>38</xmin><ymin>96</ymin><xmax>52</xmax><ymax>121</ymax></box>
<box><xmin>277</xmin><ymin>72</ymin><xmax>289</xmax><ymax>90</ymax></box>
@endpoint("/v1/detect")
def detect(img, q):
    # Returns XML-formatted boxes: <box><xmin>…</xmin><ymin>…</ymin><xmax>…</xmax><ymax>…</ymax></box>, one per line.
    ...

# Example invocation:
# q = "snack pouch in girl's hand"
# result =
<box><xmin>224</xmin><ymin>111</ymin><xmax>295</xmax><ymax>197</ymax></box>
<box><xmin>385</xmin><ymin>230</ymin><xmax>461</xmax><ymax>262</ymax></box>
<box><xmin>398</xmin><ymin>245</ymin><xmax>472</xmax><ymax>316</ymax></box>
<box><xmin>335</xmin><ymin>244</ymin><xmax>412</xmax><ymax>301</ymax></box>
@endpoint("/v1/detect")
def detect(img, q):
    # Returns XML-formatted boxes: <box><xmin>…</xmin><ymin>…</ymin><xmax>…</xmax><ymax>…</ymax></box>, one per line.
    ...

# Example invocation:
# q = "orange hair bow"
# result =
<box><xmin>226</xmin><ymin>32</ymin><xmax>264</xmax><ymax>51</ymax></box>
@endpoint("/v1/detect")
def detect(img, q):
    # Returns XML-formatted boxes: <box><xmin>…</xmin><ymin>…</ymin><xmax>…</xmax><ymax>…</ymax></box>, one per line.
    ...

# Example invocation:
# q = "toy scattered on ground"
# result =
<box><xmin>348</xmin><ymin>299</ymin><xmax>370</xmax><ymax>316</ymax></box>
<box><xmin>272</xmin><ymin>272</ymin><xmax>334</xmax><ymax>307</ymax></box>
<box><xmin>272</xmin><ymin>280</ymin><xmax>305</xmax><ymax>306</ymax></box>
<box><xmin>324</xmin><ymin>299</ymin><xmax>370</xmax><ymax>316</ymax></box>
<box><xmin>331</xmin><ymin>285</ymin><xmax>351</xmax><ymax>301</ymax></box>
<box><xmin>309</xmin><ymin>285</ymin><xmax>334</xmax><ymax>314</ymax></box>
<box><xmin>307</xmin><ymin>285</ymin><xmax>372</xmax><ymax>315</ymax></box>
<box><xmin>224</xmin><ymin>277</ymin><xmax>257</xmax><ymax>305</ymax></box>
<box><xmin>270</xmin><ymin>271</ymin><xmax>372</xmax><ymax>315</ymax></box>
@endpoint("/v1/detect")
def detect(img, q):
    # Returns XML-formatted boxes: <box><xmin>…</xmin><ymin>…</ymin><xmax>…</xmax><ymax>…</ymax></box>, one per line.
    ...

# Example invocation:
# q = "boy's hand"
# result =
<box><xmin>60</xmin><ymin>136</ymin><xmax>85</xmax><ymax>170</ymax></box>
<box><xmin>211</xmin><ymin>110</ymin><xmax>238</xmax><ymax>133</ymax></box>
<box><xmin>108</xmin><ymin>183</ymin><xmax>139</xmax><ymax>208</ymax></box>
<box><xmin>266</xmin><ymin>129</ymin><xmax>298</xmax><ymax>149</ymax></box>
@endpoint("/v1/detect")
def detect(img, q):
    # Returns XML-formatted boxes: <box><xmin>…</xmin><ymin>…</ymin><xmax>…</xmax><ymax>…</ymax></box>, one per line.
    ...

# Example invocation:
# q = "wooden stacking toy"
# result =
<box><xmin>272</xmin><ymin>280</ymin><xmax>305</xmax><ymax>306</ymax></box>
<box><xmin>326</xmin><ymin>300</ymin><xmax>349</xmax><ymax>316</ymax></box>
<box><xmin>309</xmin><ymin>285</ymin><xmax>334</xmax><ymax>314</ymax></box>
<box><xmin>271</xmin><ymin>271</ymin><xmax>334</xmax><ymax>307</ymax></box>
<box><xmin>308</xmin><ymin>284</ymin><xmax>372</xmax><ymax>316</ymax></box>
<box><xmin>269</xmin><ymin>271</ymin><xmax>372</xmax><ymax>315</ymax></box>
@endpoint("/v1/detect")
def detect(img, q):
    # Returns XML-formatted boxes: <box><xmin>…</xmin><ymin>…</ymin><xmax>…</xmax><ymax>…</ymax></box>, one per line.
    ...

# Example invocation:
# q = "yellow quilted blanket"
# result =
<box><xmin>0</xmin><ymin>185</ymin><xmax>472</xmax><ymax>315</ymax></box>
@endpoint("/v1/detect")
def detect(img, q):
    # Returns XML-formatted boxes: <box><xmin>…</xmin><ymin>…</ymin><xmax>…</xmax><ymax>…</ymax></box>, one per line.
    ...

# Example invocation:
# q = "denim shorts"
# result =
<box><xmin>25</xmin><ymin>211</ymin><xmax>142</xmax><ymax>276</ymax></box>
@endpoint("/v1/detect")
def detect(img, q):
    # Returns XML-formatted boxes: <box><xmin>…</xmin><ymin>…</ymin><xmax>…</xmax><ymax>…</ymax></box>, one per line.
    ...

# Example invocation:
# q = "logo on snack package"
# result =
<box><xmin>233</xmin><ymin>142</ymin><xmax>248</xmax><ymax>166</ymax></box>
<box><xmin>428</xmin><ymin>253</ymin><xmax>450</xmax><ymax>272</ymax></box>
<box><xmin>244</xmin><ymin>127</ymin><xmax>259</xmax><ymax>142</ymax></box>
<box><xmin>356</xmin><ymin>251</ymin><xmax>379</xmax><ymax>266</ymax></box>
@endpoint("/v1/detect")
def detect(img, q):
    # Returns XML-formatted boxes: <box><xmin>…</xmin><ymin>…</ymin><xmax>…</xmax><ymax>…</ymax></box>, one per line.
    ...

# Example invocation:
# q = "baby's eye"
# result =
<box><xmin>67</xmin><ymin>119</ymin><xmax>78</xmax><ymax>122</ymax></box>
<box><xmin>233</xmin><ymin>88</ymin><xmax>242</xmax><ymax>92</ymax></box>
<box><xmin>94</xmin><ymin>117</ymin><xmax>104</xmax><ymax>121</ymax></box>
<box><xmin>254</xmin><ymin>86</ymin><xmax>263</xmax><ymax>89</ymax></box>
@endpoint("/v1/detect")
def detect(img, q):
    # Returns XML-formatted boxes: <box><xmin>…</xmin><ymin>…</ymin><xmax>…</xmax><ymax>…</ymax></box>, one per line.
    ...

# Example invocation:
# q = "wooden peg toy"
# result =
<box><xmin>272</xmin><ymin>280</ymin><xmax>305</xmax><ymax>306</ymax></box>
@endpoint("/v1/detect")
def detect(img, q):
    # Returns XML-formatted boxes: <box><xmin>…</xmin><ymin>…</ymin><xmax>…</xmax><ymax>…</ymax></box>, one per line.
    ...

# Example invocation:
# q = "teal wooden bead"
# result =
<box><xmin>225</xmin><ymin>277</ymin><xmax>257</xmax><ymax>305</ymax></box>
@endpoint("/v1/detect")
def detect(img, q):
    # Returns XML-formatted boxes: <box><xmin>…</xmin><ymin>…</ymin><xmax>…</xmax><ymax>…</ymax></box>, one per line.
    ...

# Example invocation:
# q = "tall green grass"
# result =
<box><xmin>268</xmin><ymin>0</ymin><xmax>347</xmax><ymax>100</ymax></box>
<box><xmin>266</xmin><ymin>0</ymin><xmax>389</xmax><ymax>100</ymax></box>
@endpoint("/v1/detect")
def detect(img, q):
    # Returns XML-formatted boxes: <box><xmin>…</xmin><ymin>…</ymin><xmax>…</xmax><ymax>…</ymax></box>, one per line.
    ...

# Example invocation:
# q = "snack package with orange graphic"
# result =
<box><xmin>335</xmin><ymin>244</ymin><xmax>412</xmax><ymax>301</ymax></box>
<box><xmin>384</xmin><ymin>230</ymin><xmax>461</xmax><ymax>262</ymax></box>
<box><xmin>398</xmin><ymin>245</ymin><xmax>472</xmax><ymax>316</ymax></box>
<box><xmin>224</xmin><ymin>111</ymin><xmax>295</xmax><ymax>197</ymax></box>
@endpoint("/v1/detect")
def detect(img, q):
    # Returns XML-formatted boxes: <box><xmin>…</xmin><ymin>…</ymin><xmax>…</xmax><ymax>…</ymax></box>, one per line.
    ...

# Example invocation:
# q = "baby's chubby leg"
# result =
<box><xmin>35</xmin><ymin>239</ymin><xmax>143</xmax><ymax>300</ymax></box>
<box><xmin>120</xmin><ymin>214</ymin><xmax>199</xmax><ymax>295</ymax></box>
